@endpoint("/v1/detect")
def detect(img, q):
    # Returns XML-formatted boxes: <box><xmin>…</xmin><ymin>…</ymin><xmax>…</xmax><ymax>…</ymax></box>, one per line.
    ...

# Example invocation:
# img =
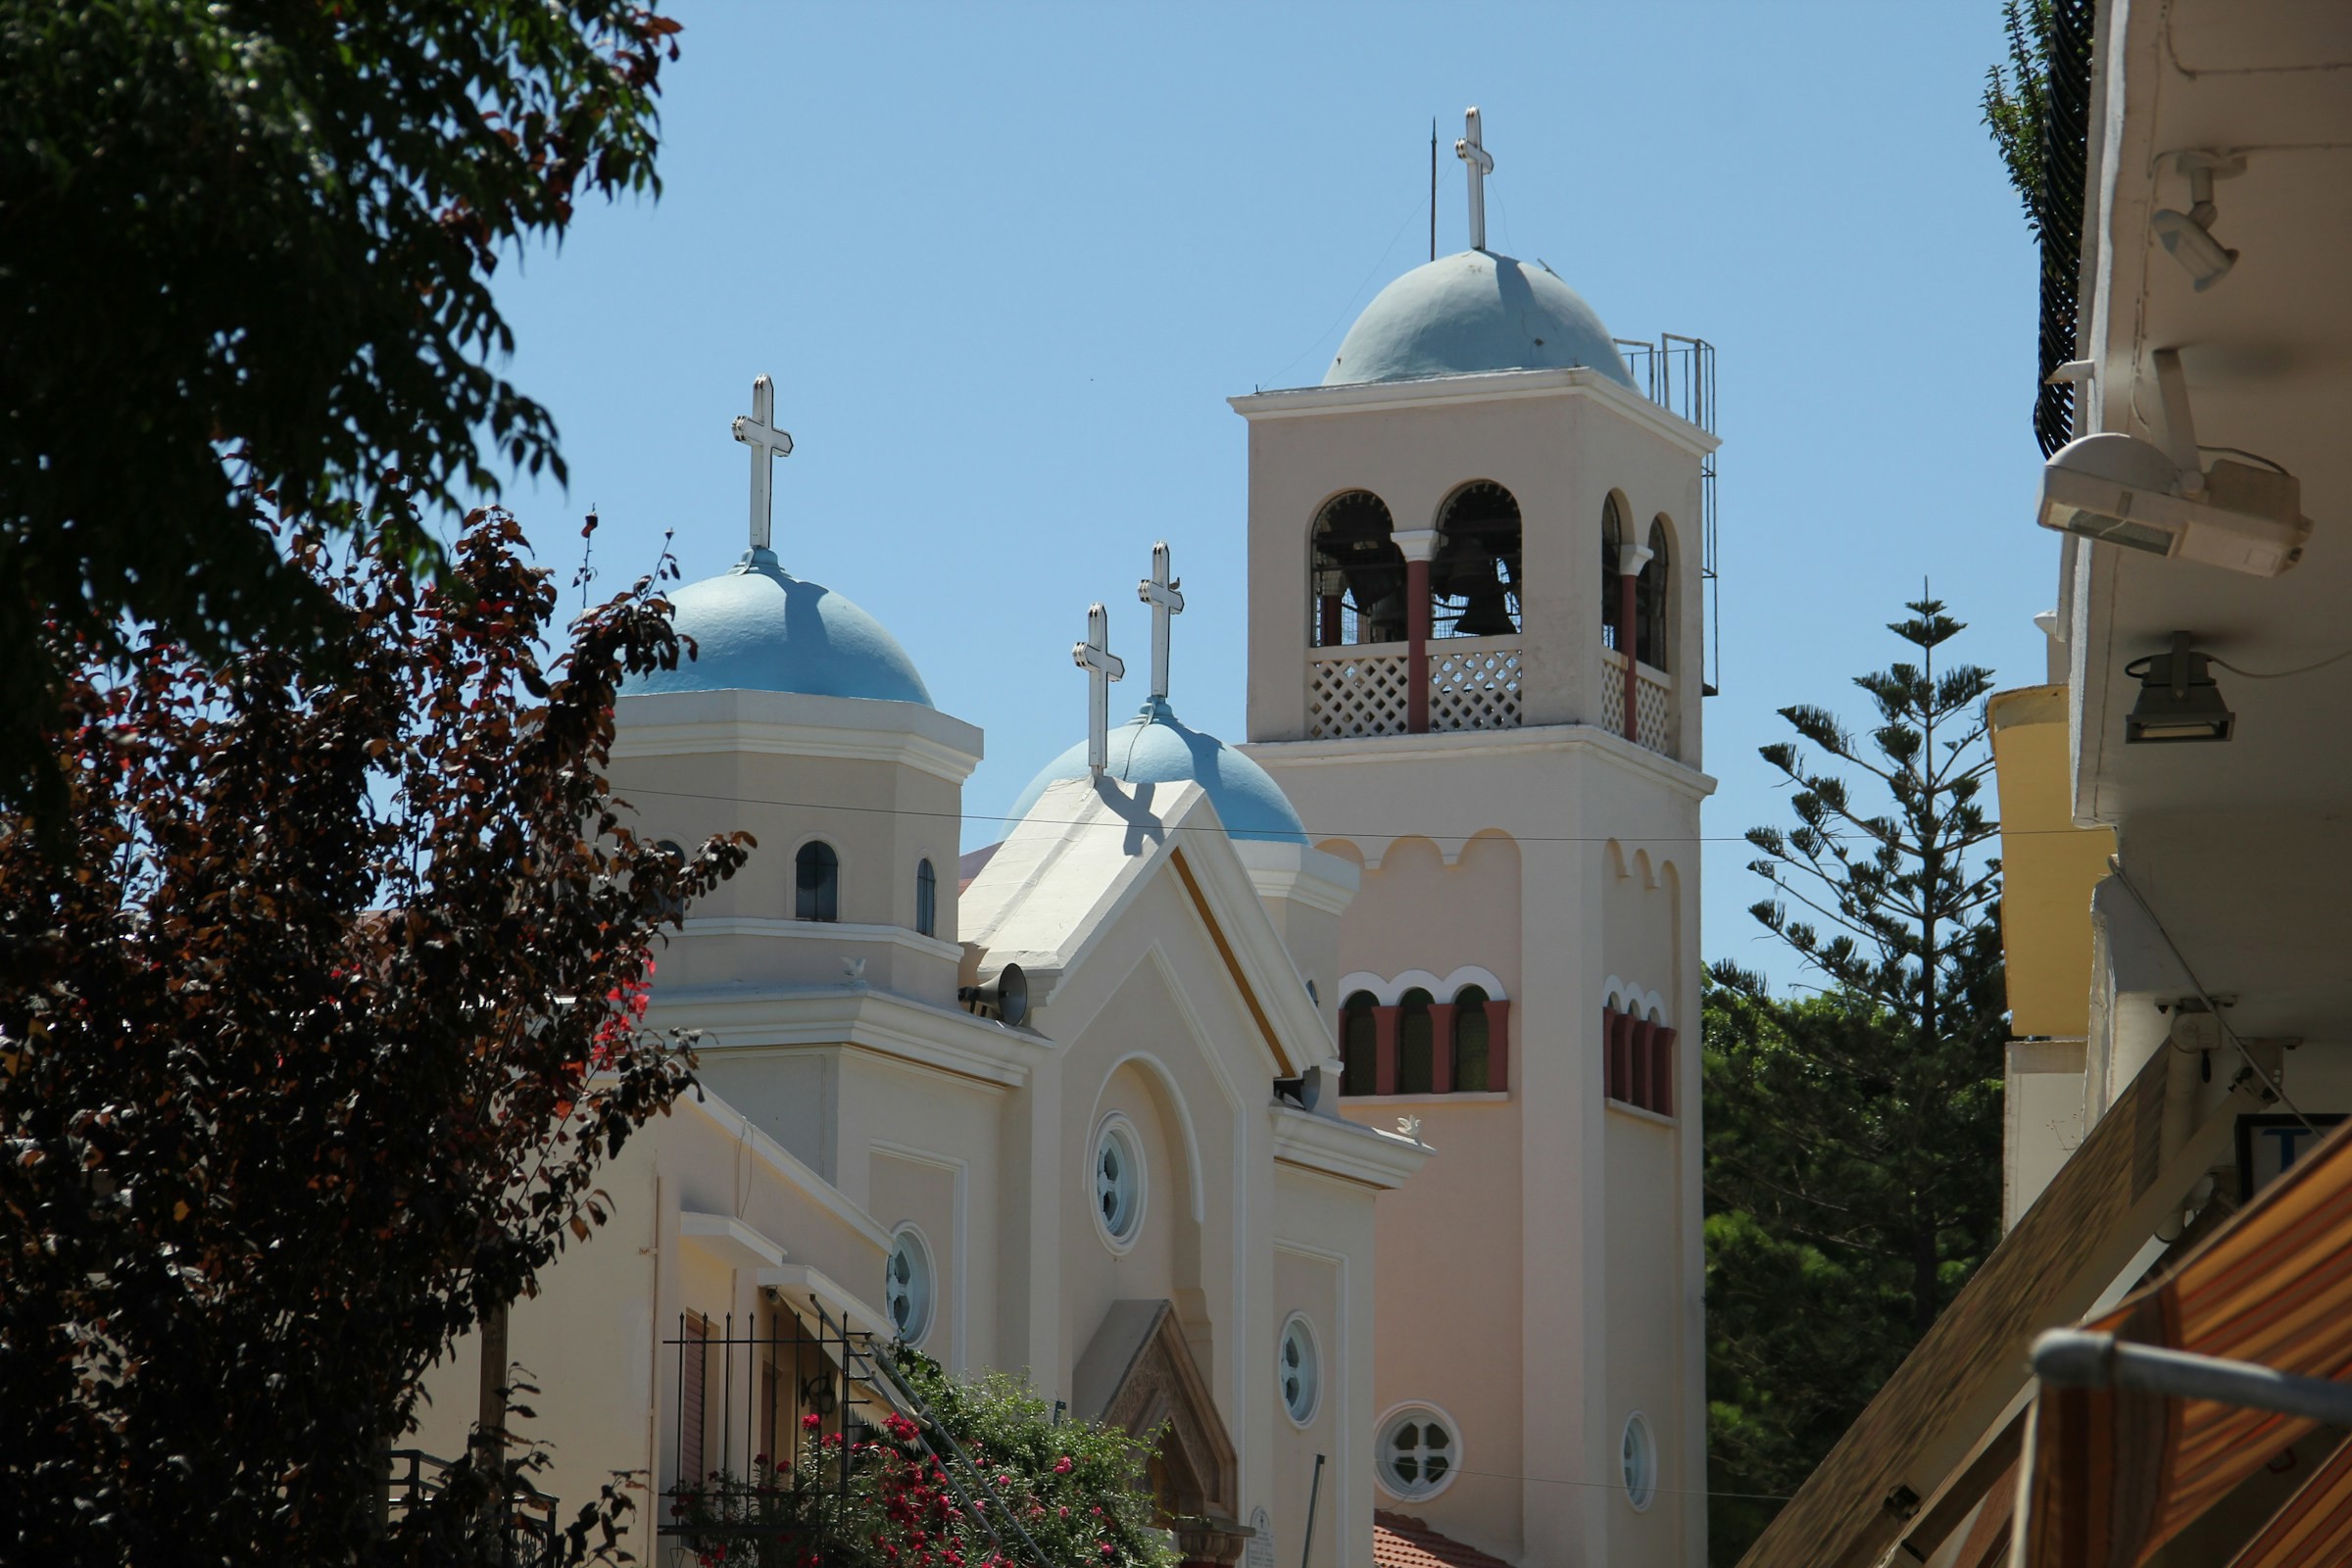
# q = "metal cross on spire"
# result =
<box><xmin>1071</xmin><ymin>603</ymin><xmax>1126</xmax><ymax>777</ymax></box>
<box><xmin>1135</xmin><ymin>540</ymin><xmax>1184</xmax><ymax>703</ymax></box>
<box><xmin>730</xmin><ymin>373</ymin><xmax>794</xmax><ymax>552</ymax></box>
<box><xmin>1454</xmin><ymin>107</ymin><xmax>1494</xmax><ymax>253</ymax></box>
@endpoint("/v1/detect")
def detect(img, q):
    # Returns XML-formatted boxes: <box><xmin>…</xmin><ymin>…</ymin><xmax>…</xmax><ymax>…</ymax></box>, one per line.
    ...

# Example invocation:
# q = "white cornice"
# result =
<box><xmin>1240</xmin><ymin>721</ymin><xmax>1717</xmax><ymax>803</ymax></box>
<box><xmin>1232</xmin><ymin>839</ymin><xmax>1359</xmax><ymax>917</ymax></box>
<box><xmin>679</xmin><ymin>1210</ymin><xmax>788</xmax><ymax>1272</ymax></box>
<box><xmin>1228</xmin><ymin>368</ymin><xmax>1719</xmax><ymax>457</ymax></box>
<box><xmin>646</xmin><ymin>983</ymin><xmax>1049</xmax><ymax>1088</ymax></box>
<box><xmin>677</xmin><ymin>918</ymin><xmax>963</xmax><ymax>965</ymax></box>
<box><xmin>1269</xmin><ymin>1102</ymin><xmax>1432</xmax><ymax>1190</ymax></box>
<box><xmin>613</xmin><ymin>689</ymin><xmax>983</xmax><ymax>783</ymax></box>
<box><xmin>672</xmin><ymin>1088</ymin><xmax>894</xmax><ymax>1253</ymax></box>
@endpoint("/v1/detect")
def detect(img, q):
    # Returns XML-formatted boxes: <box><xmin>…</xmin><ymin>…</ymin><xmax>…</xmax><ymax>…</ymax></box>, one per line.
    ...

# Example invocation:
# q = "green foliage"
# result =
<box><xmin>1982</xmin><ymin>0</ymin><xmax>2057</xmax><ymax>229</ymax></box>
<box><xmin>0</xmin><ymin>500</ymin><xmax>749</xmax><ymax>1566</ymax></box>
<box><xmin>0</xmin><ymin>0</ymin><xmax>680</xmax><ymax>822</ymax></box>
<box><xmin>672</xmin><ymin>1349</ymin><xmax>1173</xmax><ymax>1568</ymax></box>
<box><xmin>1703</xmin><ymin>599</ymin><xmax>2009</xmax><ymax>1566</ymax></box>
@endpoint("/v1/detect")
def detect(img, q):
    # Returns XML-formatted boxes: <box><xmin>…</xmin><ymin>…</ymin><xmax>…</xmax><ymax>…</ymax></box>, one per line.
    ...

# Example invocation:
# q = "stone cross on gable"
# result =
<box><xmin>730</xmin><ymin>373</ymin><xmax>794</xmax><ymax>552</ymax></box>
<box><xmin>1454</xmin><ymin>106</ymin><xmax>1494</xmax><ymax>253</ymax></box>
<box><xmin>1136</xmin><ymin>540</ymin><xmax>1184</xmax><ymax>703</ymax></box>
<box><xmin>1071</xmin><ymin>603</ymin><xmax>1126</xmax><ymax>777</ymax></box>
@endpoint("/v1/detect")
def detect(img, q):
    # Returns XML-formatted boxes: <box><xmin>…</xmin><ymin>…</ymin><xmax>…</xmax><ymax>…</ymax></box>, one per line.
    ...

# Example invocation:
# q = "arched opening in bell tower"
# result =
<box><xmin>1600</xmin><ymin>493</ymin><xmax>1629</xmax><ymax>652</ymax></box>
<box><xmin>1637</xmin><ymin>516</ymin><xmax>1673</xmax><ymax>671</ymax></box>
<box><xmin>1308</xmin><ymin>490</ymin><xmax>1405</xmax><ymax>648</ymax></box>
<box><xmin>1431</xmin><ymin>480</ymin><xmax>1523</xmax><ymax>638</ymax></box>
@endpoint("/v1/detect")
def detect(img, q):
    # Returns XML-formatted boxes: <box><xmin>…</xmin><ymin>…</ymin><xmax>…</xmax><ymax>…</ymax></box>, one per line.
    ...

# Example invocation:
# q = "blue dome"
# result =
<box><xmin>1323</xmin><ymin>250</ymin><xmax>1635</xmax><ymax>389</ymax></box>
<box><xmin>1009</xmin><ymin>700</ymin><xmax>1308</xmax><ymax>845</ymax></box>
<box><xmin>627</xmin><ymin>548</ymin><xmax>933</xmax><ymax>706</ymax></box>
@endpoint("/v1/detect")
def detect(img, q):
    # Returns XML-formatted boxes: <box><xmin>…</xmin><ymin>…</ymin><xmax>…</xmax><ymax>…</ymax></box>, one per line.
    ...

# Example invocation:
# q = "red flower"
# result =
<box><xmin>803</xmin><ymin>1412</ymin><xmax>823</xmax><ymax>1431</ymax></box>
<box><xmin>1053</xmin><ymin>1455</ymin><xmax>1073</xmax><ymax>1474</ymax></box>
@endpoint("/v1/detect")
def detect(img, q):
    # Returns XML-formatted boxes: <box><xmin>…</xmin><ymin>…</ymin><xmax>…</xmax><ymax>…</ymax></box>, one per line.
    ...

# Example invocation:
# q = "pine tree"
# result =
<box><xmin>1703</xmin><ymin>598</ymin><xmax>2009</xmax><ymax>1565</ymax></box>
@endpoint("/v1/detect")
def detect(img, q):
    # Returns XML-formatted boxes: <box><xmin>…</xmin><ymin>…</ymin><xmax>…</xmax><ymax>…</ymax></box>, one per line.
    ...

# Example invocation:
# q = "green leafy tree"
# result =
<box><xmin>0</xmin><ymin>0</ymin><xmax>681</xmax><ymax>819</ymax></box>
<box><xmin>0</xmin><ymin>500</ymin><xmax>749</xmax><ymax>1566</ymax></box>
<box><xmin>1703</xmin><ymin>599</ymin><xmax>2009</xmax><ymax>1565</ymax></box>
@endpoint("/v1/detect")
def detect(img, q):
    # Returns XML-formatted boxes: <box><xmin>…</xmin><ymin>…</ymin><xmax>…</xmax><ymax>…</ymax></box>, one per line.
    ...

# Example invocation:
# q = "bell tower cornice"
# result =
<box><xmin>1230</xmin><ymin>365</ymin><xmax>1719</xmax><ymax>458</ymax></box>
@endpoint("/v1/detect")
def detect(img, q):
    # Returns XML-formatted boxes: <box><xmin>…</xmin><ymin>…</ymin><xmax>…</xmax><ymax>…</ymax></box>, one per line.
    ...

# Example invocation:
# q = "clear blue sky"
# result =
<box><xmin>489</xmin><ymin>1</ymin><xmax>2052</xmax><ymax>994</ymax></box>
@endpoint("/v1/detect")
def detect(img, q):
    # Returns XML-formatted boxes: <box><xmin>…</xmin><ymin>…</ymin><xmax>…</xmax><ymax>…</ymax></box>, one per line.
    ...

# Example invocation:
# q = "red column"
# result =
<box><xmin>1406</xmin><ymin>558</ymin><xmax>1432</xmax><ymax>733</ymax></box>
<box><xmin>1617</xmin><ymin>569</ymin><xmax>1641</xmax><ymax>743</ymax></box>
<box><xmin>1651</xmin><ymin>1027</ymin><xmax>1678</xmax><ymax>1117</ymax></box>
<box><xmin>1373</xmin><ymin>1005</ymin><xmax>1400</xmax><ymax>1097</ymax></box>
<box><xmin>1428</xmin><ymin>1003</ymin><xmax>1457</xmax><ymax>1094</ymax></box>
<box><xmin>1486</xmin><ymin>1001</ymin><xmax>1510</xmax><ymax>1091</ymax></box>
<box><xmin>1319</xmin><ymin>595</ymin><xmax>1344</xmax><ymax>648</ymax></box>
<box><xmin>1631</xmin><ymin>1019</ymin><xmax>1658</xmax><ymax>1110</ymax></box>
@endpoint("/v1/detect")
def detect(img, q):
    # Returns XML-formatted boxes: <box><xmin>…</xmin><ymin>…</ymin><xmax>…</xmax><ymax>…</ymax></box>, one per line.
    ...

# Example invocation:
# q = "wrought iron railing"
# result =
<box><xmin>384</xmin><ymin>1448</ymin><xmax>564</xmax><ymax>1568</ymax></box>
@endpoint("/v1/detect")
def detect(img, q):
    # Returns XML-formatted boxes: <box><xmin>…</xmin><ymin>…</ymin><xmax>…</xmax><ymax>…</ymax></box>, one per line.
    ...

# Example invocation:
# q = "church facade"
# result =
<box><xmin>415</xmin><ymin>112</ymin><xmax>1714</xmax><ymax>1568</ymax></box>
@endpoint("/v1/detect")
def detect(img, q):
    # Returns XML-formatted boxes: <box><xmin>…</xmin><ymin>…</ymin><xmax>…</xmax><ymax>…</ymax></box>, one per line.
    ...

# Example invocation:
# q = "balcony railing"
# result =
<box><xmin>1600</xmin><ymin>650</ymin><xmax>1676</xmax><ymax>757</ymax></box>
<box><xmin>1306</xmin><ymin>637</ymin><xmax>1524</xmax><ymax>740</ymax></box>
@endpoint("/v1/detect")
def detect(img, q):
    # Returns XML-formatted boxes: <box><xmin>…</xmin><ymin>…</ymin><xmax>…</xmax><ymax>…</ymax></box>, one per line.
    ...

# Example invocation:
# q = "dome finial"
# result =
<box><xmin>1136</xmin><ymin>541</ymin><xmax>1185</xmax><ymax>703</ymax></box>
<box><xmin>730</xmin><ymin>373</ymin><xmax>794</xmax><ymax>554</ymax></box>
<box><xmin>1454</xmin><ymin>107</ymin><xmax>1494</xmax><ymax>252</ymax></box>
<box><xmin>1071</xmin><ymin>604</ymin><xmax>1126</xmax><ymax>777</ymax></box>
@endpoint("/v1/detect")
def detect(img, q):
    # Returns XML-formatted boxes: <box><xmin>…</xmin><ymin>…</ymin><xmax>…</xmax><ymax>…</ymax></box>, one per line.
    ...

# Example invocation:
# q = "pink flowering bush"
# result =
<box><xmin>671</xmin><ymin>1348</ymin><xmax>1171</xmax><ymax>1568</ymax></box>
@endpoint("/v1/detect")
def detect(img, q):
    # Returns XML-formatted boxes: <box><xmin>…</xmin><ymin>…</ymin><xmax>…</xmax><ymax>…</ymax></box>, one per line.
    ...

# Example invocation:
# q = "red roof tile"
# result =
<box><xmin>1372</xmin><ymin>1511</ymin><xmax>1515</xmax><ymax>1568</ymax></box>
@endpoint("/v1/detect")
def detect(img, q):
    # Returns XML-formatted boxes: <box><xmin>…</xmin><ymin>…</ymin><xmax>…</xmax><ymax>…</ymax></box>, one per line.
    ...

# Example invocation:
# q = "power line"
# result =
<box><xmin>613</xmin><ymin>781</ymin><xmax>2078</xmax><ymax>845</ymax></box>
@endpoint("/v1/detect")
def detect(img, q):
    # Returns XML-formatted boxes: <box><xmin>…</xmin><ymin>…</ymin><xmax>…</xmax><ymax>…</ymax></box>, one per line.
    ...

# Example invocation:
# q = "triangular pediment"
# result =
<box><xmin>1073</xmin><ymin>1298</ymin><xmax>1238</xmax><ymax>1526</ymax></box>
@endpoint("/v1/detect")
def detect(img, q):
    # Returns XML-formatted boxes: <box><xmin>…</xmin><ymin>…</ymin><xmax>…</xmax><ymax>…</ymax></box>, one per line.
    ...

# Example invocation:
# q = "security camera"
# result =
<box><xmin>2036</xmin><ymin>432</ymin><xmax>2309</xmax><ymax>576</ymax></box>
<box><xmin>2151</xmin><ymin>209</ymin><xmax>2236</xmax><ymax>291</ymax></box>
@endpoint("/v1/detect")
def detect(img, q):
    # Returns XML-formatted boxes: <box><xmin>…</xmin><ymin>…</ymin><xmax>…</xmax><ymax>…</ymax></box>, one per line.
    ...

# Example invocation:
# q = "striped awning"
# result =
<box><xmin>2017</xmin><ymin>1116</ymin><xmax>2352</xmax><ymax>1566</ymax></box>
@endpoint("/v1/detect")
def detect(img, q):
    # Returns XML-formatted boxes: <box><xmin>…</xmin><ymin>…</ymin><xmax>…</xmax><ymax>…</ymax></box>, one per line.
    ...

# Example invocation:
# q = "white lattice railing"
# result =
<box><xmin>1308</xmin><ymin>643</ymin><xmax>1411</xmax><ymax>738</ymax></box>
<box><xmin>1307</xmin><ymin>639</ymin><xmax>1526</xmax><ymax>739</ymax></box>
<box><xmin>1600</xmin><ymin>650</ymin><xmax>1677</xmax><ymax>758</ymax></box>
<box><xmin>1429</xmin><ymin>637</ymin><xmax>1523</xmax><ymax>731</ymax></box>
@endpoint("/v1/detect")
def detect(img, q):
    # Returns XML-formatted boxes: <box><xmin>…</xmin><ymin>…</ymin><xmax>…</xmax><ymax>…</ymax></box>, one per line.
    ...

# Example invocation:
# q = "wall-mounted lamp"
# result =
<box><xmin>2126</xmin><ymin>632</ymin><xmax>2234</xmax><ymax>744</ymax></box>
<box><xmin>2151</xmin><ymin>152</ymin><xmax>2245</xmax><ymax>292</ymax></box>
<box><xmin>801</xmin><ymin>1372</ymin><xmax>838</xmax><ymax>1417</ymax></box>
<box><xmin>2036</xmin><ymin>350</ymin><xmax>2311</xmax><ymax>576</ymax></box>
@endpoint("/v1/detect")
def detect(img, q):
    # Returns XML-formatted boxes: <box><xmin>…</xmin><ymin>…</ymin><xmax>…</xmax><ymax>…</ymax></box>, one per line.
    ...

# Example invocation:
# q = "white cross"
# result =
<box><xmin>730</xmin><ymin>373</ymin><xmax>794</xmax><ymax>552</ymax></box>
<box><xmin>1454</xmin><ymin>107</ymin><xmax>1494</xmax><ymax>253</ymax></box>
<box><xmin>1135</xmin><ymin>540</ymin><xmax>1185</xmax><ymax>703</ymax></box>
<box><xmin>1070</xmin><ymin>603</ymin><xmax>1126</xmax><ymax>777</ymax></box>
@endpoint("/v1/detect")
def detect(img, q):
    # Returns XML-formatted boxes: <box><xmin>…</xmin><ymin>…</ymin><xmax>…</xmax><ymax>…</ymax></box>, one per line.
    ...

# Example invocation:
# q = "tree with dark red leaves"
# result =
<box><xmin>0</xmin><ymin>501</ymin><xmax>749</xmax><ymax>1567</ymax></box>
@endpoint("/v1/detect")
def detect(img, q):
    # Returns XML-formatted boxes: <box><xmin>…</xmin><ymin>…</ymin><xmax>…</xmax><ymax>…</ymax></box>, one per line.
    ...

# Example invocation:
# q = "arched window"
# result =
<box><xmin>1452</xmin><ymin>986</ymin><xmax>1491</xmax><ymax>1093</ymax></box>
<box><xmin>1432</xmin><ymin>481</ymin><xmax>1523</xmax><ymax>638</ymax></box>
<box><xmin>1600</xmin><ymin>495</ymin><xmax>1626</xmax><ymax>652</ymax></box>
<box><xmin>1309</xmin><ymin>491</ymin><xmax>1405</xmax><ymax>648</ymax></box>
<box><xmin>1340</xmin><ymin>992</ymin><xmax>1378</xmax><ymax>1097</ymax></box>
<box><xmin>795</xmin><ymin>840</ymin><xmax>839</xmax><ymax>922</ymax></box>
<box><xmin>1636</xmin><ymin>519</ymin><xmax>1670</xmax><ymax>670</ymax></box>
<box><xmin>1396</xmin><ymin>988</ymin><xmax>1435</xmax><ymax>1095</ymax></box>
<box><xmin>914</xmin><ymin>858</ymin><xmax>937</xmax><ymax>938</ymax></box>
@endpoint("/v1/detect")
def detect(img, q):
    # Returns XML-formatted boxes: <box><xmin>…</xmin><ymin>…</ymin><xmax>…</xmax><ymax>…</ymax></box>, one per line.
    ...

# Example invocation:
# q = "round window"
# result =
<box><xmin>1621</xmin><ymin>1413</ymin><xmax>1656</xmax><ymax>1510</ymax></box>
<box><xmin>1376</xmin><ymin>1405</ymin><xmax>1458</xmax><ymax>1500</ymax></box>
<box><xmin>1278</xmin><ymin>1314</ymin><xmax>1320</xmax><ymax>1425</ymax></box>
<box><xmin>1093</xmin><ymin>1116</ymin><xmax>1146</xmax><ymax>1248</ymax></box>
<box><xmin>884</xmin><ymin>1227</ymin><xmax>934</xmax><ymax>1346</ymax></box>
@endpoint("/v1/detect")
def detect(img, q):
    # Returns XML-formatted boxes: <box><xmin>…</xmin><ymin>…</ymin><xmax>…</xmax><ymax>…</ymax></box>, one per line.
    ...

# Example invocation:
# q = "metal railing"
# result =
<box><xmin>384</xmin><ymin>1448</ymin><xmax>564</xmax><ymax>1568</ymax></box>
<box><xmin>1615</xmin><ymin>334</ymin><xmax>1721</xmax><ymax>696</ymax></box>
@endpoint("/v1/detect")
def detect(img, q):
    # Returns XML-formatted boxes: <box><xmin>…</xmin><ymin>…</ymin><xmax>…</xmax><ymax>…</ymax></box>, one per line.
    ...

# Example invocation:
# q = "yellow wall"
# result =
<box><xmin>1988</xmin><ymin>686</ymin><xmax>2115</xmax><ymax>1038</ymax></box>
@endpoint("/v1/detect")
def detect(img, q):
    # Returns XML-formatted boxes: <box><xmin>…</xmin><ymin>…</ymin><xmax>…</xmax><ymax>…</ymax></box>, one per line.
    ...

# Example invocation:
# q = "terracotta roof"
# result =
<box><xmin>1372</xmin><ymin>1512</ymin><xmax>1515</xmax><ymax>1568</ymax></box>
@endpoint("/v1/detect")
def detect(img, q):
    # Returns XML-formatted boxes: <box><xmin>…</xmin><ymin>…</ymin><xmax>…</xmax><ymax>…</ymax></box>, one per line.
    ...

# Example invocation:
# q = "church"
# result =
<box><xmin>414</xmin><ymin>112</ymin><xmax>1717</xmax><ymax>1568</ymax></box>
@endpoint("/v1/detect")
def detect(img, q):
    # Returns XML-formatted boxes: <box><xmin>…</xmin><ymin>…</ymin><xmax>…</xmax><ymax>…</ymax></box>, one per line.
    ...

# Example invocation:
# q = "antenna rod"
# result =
<box><xmin>1429</xmin><ymin>120</ymin><xmax>1438</xmax><ymax>261</ymax></box>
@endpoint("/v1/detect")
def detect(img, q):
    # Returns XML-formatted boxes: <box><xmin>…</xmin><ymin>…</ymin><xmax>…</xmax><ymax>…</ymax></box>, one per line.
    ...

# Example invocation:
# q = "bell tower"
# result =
<box><xmin>1234</xmin><ymin>111</ymin><xmax>1719</xmax><ymax>1568</ymax></box>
